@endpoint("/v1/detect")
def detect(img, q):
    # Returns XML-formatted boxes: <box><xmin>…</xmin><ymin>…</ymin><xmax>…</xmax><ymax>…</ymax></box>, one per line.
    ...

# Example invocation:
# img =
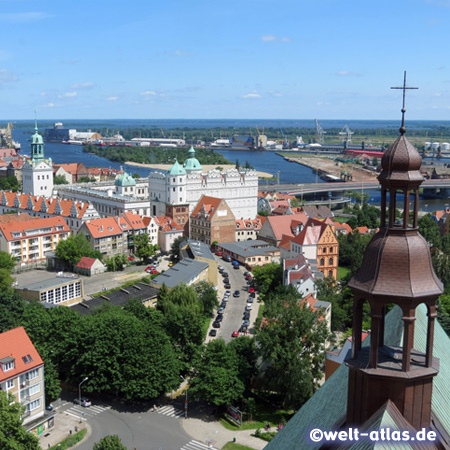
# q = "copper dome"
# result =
<box><xmin>378</xmin><ymin>135</ymin><xmax>423</xmax><ymax>187</ymax></box>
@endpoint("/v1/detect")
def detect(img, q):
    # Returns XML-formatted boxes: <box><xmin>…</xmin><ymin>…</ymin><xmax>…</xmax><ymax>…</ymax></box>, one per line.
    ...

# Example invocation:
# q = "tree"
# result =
<box><xmin>105</xmin><ymin>254</ymin><xmax>127</xmax><ymax>271</ymax></box>
<box><xmin>190</xmin><ymin>339</ymin><xmax>245</xmax><ymax>406</ymax></box>
<box><xmin>53</xmin><ymin>174</ymin><xmax>69</xmax><ymax>185</ymax></box>
<box><xmin>169</xmin><ymin>235</ymin><xmax>185</xmax><ymax>263</ymax></box>
<box><xmin>418</xmin><ymin>214</ymin><xmax>442</xmax><ymax>249</ymax></box>
<box><xmin>0</xmin><ymin>291</ymin><xmax>26</xmax><ymax>333</ymax></box>
<box><xmin>77</xmin><ymin>176</ymin><xmax>96</xmax><ymax>183</ymax></box>
<box><xmin>134</xmin><ymin>234</ymin><xmax>158</xmax><ymax>261</ymax></box>
<box><xmin>290</xmin><ymin>197</ymin><xmax>300</xmax><ymax>208</ymax></box>
<box><xmin>256</xmin><ymin>288</ymin><xmax>330</xmax><ymax>409</ymax></box>
<box><xmin>55</xmin><ymin>233</ymin><xmax>103</xmax><ymax>268</ymax></box>
<box><xmin>228</xmin><ymin>336</ymin><xmax>258</xmax><ymax>395</ymax></box>
<box><xmin>0</xmin><ymin>251</ymin><xmax>17</xmax><ymax>293</ymax></box>
<box><xmin>195</xmin><ymin>281</ymin><xmax>219</xmax><ymax>317</ymax></box>
<box><xmin>0</xmin><ymin>251</ymin><xmax>16</xmax><ymax>271</ymax></box>
<box><xmin>337</xmin><ymin>231</ymin><xmax>372</xmax><ymax>275</ymax></box>
<box><xmin>252</xmin><ymin>263</ymin><xmax>283</xmax><ymax>300</ymax></box>
<box><xmin>93</xmin><ymin>435</ymin><xmax>128</xmax><ymax>450</ymax></box>
<box><xmin>0</xmin><ymin>175</ymin><xmax>20</xmax><ymax>192</ymax></box>
<box><xmin>437</xmin><ymin>294</ymin><xmax>450</xmax><ymax>336</ymax></box>
<box><xmin>0</xmin><ymin>391</ymin><xmax>40</xmax><ymax>450</ymax></box>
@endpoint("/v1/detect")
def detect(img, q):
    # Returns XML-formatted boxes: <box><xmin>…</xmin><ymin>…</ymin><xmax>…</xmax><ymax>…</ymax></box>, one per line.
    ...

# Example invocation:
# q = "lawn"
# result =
<box><xmin>338</xmin><ymin>266</ymin><xmax>350</xmax><ymax>281</ymax></box>
<box><xmin>222</xmin><ymin>442</ymin><xmax>257</xmax><ymax>450</ymax></box>
<box><xmin>49</xmin><ymin>428</ymin><xmax>87</xmax><ymax>450</ymax></box>
<box><xmin>219</xmin><ymin>402</ymin><xmax>293</xmax><ymax>431</ymax></box>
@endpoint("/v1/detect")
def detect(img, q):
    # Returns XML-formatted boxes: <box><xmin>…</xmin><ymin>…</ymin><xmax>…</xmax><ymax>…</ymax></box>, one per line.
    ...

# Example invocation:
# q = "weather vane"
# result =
<box><xmin>391</xmin><ymin>71</ymin><xmax>418</xmax><ymax>135</ymax></box>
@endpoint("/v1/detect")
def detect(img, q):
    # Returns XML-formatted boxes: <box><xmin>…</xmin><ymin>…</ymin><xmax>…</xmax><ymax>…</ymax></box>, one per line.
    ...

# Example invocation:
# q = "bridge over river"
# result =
<box><xmin>261</xmin><ymin>179</ymin><xmax>450</xmax><ymax>198</ymax></box>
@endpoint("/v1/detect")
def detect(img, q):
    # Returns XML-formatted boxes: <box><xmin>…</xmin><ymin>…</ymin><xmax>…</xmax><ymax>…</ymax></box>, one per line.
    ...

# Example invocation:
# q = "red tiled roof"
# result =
<box><xmin>156</xmin><ymin>216</ymin><xmax>183</xmax><ymax>232</ymax></box>
<box><xmin>264</xmin><ymin>213</ymin><xmax>309</xmax><ymax>241</ymax></box>
<box><xmin>75</xmin><ymin>256</ymin><xmax>98</xmax><ymax>269</ymax></box>
<box><xmin>0</xmin><ymin>216</ymin><xmax>70</xmax><ymax>241</ymax></box>
<box><xmin>0</xmin><ymin>327</ymin><xmax>43</xmax><ymax>382</ymax></box>
<box><xmin>191</xmin><ymin>195</ymin><xmax>224</xmax><ymax>220</ymax></box>
<box><xmin>83</xmin><ymin>217</ymin><xmax>123</xmax><ymax>238</ymax></box>
<box><xmin>0</xmin><ymin>213</ymin><xmax>34</xmax><ymax>225</ymax></box>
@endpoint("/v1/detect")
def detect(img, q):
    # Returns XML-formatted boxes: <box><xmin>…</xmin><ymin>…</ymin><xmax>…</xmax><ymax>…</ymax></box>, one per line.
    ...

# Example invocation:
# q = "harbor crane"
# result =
<box><xmin>315</xmin><ymin>119</ymin><xmax>326</xmax><ymax>144</ymax></box>
<box><xmin>279</xmin><ymin>128</ymin><xmax>289</xmax><ymax>148</ymax></box>
<box><xmin>339</xmin><ymin>125</ymin><xmax>354</xmax><ymax>144</ymax></box>
<box><xmin>255</xmin><ymin>125</ymin><xmax>265</xmax><ymax>149</ymax></box>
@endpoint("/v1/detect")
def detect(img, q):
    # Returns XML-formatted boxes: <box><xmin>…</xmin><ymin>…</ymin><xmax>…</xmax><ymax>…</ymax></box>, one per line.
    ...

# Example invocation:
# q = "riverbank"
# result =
<box><xmin>280</xmin><ymin>154</ymin><xmax>378</xmax><ymax>182</ymax></box>
<box><xmin>125</xmin><ymin>161</ymin><xmax>274</xmax><ymax>179</ymax></box>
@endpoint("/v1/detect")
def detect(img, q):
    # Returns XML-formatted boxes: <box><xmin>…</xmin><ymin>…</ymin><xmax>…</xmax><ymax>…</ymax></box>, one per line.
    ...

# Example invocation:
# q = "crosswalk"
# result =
<box><xmin>181</xmin><ymin>439</ymin><xmax>218</xmax><ymax>450</ymax></box>
<box><xmin>63</xmin><ymin>403</ymin><xmax>111</xmax><ymax>421</ymax></box>
<box><xmin>155</xmin><ymin>404</ymin><xmax>185</xmax><ymax>419</ymax></box>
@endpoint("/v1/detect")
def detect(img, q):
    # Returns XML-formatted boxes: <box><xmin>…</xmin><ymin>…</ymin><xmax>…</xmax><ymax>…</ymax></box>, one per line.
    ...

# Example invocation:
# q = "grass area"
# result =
<box><xmin>338</xmin><ymin>266</ymin><xmax>351</xmax><ymax>281</ymax></box>
<box><xmin>333</xmin><ymin>216</ymin><xmax>350</xmax><ymax>223</ymax></box>
<box><xmin>49</xmin><ymin>428</ymin><xmax>87</xmax><ymax>450</ymax></box>
<box><xmin>219</xmin><ymin>402</ymin><xmax>293</xmax><ymax>431</ymax></box>
<box><xmin>222</xmin><ymin>442</ymin><xmax>257</xmax><ymax>450</ymax></box>
<box><xmin>202</xmin><ymin>316</ymin><xmax>211</xmax><ymax>340</ymax></box>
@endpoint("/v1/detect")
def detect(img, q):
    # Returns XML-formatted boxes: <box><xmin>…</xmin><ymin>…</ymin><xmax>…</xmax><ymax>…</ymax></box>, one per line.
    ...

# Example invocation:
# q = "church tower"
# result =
<box><xmin>22</xmin><ymin>119</ymin><xmax>54</xmax><ymax>197</ymax></box>
<box><xmin>346</xmin><ymin>74</ymin><xmax>443</xmax><ymax>430</ymax></box>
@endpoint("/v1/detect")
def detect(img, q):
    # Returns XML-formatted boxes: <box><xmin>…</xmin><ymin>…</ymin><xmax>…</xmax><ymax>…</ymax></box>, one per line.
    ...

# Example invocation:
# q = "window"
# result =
<box><xmin>328</xmin><ymin>270</ymin><xmax>333</xmax><ymax>277</ymax></box>
<box><xmin>27</xmin><ymin>368</ymin><xmax>39</xmax><ymax>380</ymax></box>
<box><xmin>75</xmin><ymin>282</ymin><xmax>81</xmax><ymax>297</ymax></box>
<box><xmin>40</xmin><ymin>292</ymin><xmax>47</xmax><ymax>302</ymax></box>
<box><xmin>323</xmin><ymin>248</ymin><xmax>327</xmax><ymax>253</ymax></box>
<box><xmin>29</xmin><ymin>383</ymin><xmax>40</xmax><ymax>396</ymax></box>
<box><xmin>3</xmin><ymin>360</ymin><xmax>14</xmax><ymax>371</ymax></box>
<box><xmin>320</xmin><ymin>258</ymin><xmax>324</xmax><ymax>266</ymax></box>
<box><xmin>55</xmin><ymin>287</ymin><xmax>61</xmax><ymax>304</ymax></box>
<box><xmin>47</xmin><ymin>290</ymin><xmax>54</xmax><ymax>303</ymax></box>
<box><xmin>68</xmin><ymin>283</ymin><xmax>74</xmax><ymax>299</ymax></box>
<box><xmin>6</xmin><ymin>379</ymin><xmax>14</xmax><ymax>390</ymax></box>
<box><xmin>27</xmin><ymin>398</ymin><xmax>41</xmax><ymax>412</ymax></box>
<box><xmin>329</xmin><ymin>247</ymin><xmax>333</xmax><ymax>253</ymax></box>
<box><xmin>329</xmin><ymin>258</ymin><xmax>333</xmax><ymax>265</ymax></box>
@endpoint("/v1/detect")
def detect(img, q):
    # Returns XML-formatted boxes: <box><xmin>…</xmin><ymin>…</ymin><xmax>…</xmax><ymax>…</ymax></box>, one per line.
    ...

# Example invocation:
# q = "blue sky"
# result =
<box><xmin>1</xmin><ymin>0</ymin><xmax>450</xmax><ymax>120</ymax></box>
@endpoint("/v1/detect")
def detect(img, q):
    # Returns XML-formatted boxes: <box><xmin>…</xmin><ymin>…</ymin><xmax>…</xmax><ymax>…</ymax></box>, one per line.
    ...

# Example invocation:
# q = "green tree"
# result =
<box><xmin>0</xmin><ymin>251</ymin><xmax>16</xmax><ymax>293</ymax></box>
<box><xmin>0</xmin><ymin>291</ymin><xmax>26</xmax><ymax>333</ymax></box>
<box><xmin>228</xmin><ymin>336</ymin><xmax>258</xmax><ymax>395</ymax></box>
<box><xmin>55</xmin><ymin>234</ymin><xmax>103</xmax><ymax>268</ymax></box>
<box><xmin>53</xmin><ymin>174</ymin><xmax>69</xmax><ymax>185</ymax></box>
<box><xmin>105</xmin><ymin>254</ymin><xmax>127</xmax><ymax>271</ymax></box>
<box><xmin>169</xmin><ymin>235</ymin><xmax>185</xmax><ymax>263</ymax></box>
<box><xmin>256</xmin><ymin>288</ymin><xmax>330</xmax><ymax>409</ymax></box>
<box><xmin>134</xmin><ymin>234</ymin><xmax>158</xmax><ymax>261</ymax></box>
<box><xmin>418</xmin><ymin>214</ymin><xmax>442</xmax><ymax>249</ymax></box>
<box><xmin>0</xmin><ymin>175</ymin><xmax>20</xmax><ymax>192</ymax></box>
<box><xmin>252</xmin><ymin>263</ymin><xmax>283</xmax><ymax>300</ymax></box>
<box><xmin>93</xmin><ymin>435</ymin><xmax>128</xmax><ymax>450</ymax></box>
<box><xmin>195</xmin><ymin>281</ymin><xmax>219</xmax><ymax>317</ymax></box>
<box><xmin>437</xmin><ymin>294</ymin><xmax>450</xmax><ymax>336</ymax></box>
<box><xmin>0</xmin><ymin>251</ymin><xmax>16</xmax><ymax>271</ymax></box>
<box><xmin>190</xmin><ymin>339</ymin><xmax>245</xmax><ymax>406</ymax></box>
<box><xmin>0</xmin><ymin>391</ymin><xmax>40</xmax><ymax>450</ymax></box>
<box><xmin>290</xmin><ymin>197</ymin><xmax>300</xmax><ymax>208</ymax></box>
<box><xmin>77</xmin><ymin>176</ymin><xmax>96</xmax><ymax>183</ymax></box>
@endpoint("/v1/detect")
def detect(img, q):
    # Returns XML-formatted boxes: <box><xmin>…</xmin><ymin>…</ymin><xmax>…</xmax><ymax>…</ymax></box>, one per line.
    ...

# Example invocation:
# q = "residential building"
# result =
<box><xmin>149</xmin><ymin>146</ymin><xmax>258</xmax><ymax>219</ymax></box>
<box><xmin>0</xmin><ymin>327</ymin><xmax>48</xmax><ymax>429</ymax></box>
<box><xmin>16</xmin><ymin>275</ymin><xmax>84</xmax><ymax>306</ymax></box>
<box><xmin>142</xmin><ymin>216</ymin><xmax>159</xmax><ymax>246</ymax></box>
<box><xmin>0</xmin><ymin>216</ymin><xmax>70</xmax><ymax>265</ymax></box>
<box><xmin>116</xmin><ymin>211</ymin><xmax>147</xmax><ymax>252</ymax></box>
<box><xmin>283</xmin><ymin>254</ymin><xmax>319</xmax><ymax>298</ymax></box>
<box><xmin>216</xmin><ymin>240</ymin><xmax>280</xmax><ymax>268</ymax></box>
<box><xmin>190</xmin><ymin>195</ymin><xmax>236</xmax><ymax>245</ymax></box>
<box><xmin>180</xmin><ymin>239</ymin><xmax>218</xmax><ymax>286</ymax></box>
<box><xmin>86</xmin><ymin>167</ymin><xmax>123</xmax><ymax>182</ymax></box>
<box><xmin>155</xmin><ymin>216</ymin><xmax>184</xmax><ymax>252</ymax></box>
<box><xmin>74</xmin><ymin>257</ymin><xmax>106</xmax><ymax>276</ymax></box>
<box><xmin>22</xmin><ymin>122</ymin><xmax>54</xmax><ymax>197</ymax></box>
<box><xmin>289</xmin><ymin>218</ymin><xmax>339</xmax><ymax>280</ymax></box>
<box><xmin>235</xmin><ymin>218</ymin><xmax>262</xmax><ymax>241</ymax></box>
<box><xmin>78</xmin><ymin>217</ymin><xmax>126</xmax><ymax>258</ymax></box>
<box><xmin>0</xmin><ymin>191</ymin><xmax>100</xmax><ymax>233</ymax></box>
<box><xmin>257</xmin><ymin>213</ymin><xmax>308</xmax><ymax>246</ymax></box>
<box><xmin>53</xmin><ymin>163</ymin><xmax>89</xmax><ymax>184</ymax></box>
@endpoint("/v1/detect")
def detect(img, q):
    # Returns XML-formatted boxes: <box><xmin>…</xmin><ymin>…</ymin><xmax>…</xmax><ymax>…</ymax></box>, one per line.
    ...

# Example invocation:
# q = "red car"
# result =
<box><xmin>145</xmin><ymin>265</ymin><xmax>155</xmax><ymax>272</ymax></box>
<box><xmin>215</xmin><ymin>251</ymin><xmax>223</xmax><ymax>257</ymax></box>
<box><xmin>150</xmin><ymin>269</ymin><xmax>159</xmax><ymax>274</ymax></box>
<box><xmin>232</xmin><ymin>330</ymin><xmax>239</xmax><ymax>338</ymax></box>
<box><xmin>248</xmin><ymin>287</ymin><xmax>255</xmax><ymax>293</ymax></box>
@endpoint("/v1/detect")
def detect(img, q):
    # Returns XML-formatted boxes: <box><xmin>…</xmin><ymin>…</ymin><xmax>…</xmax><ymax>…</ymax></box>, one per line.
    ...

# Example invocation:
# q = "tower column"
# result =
<box><xmin>351</xmin><ymin>298</ymin><xmax>364</xmax><ymax>359</ymax></box>
<box><xmin>402</xmin><ymin>310</ymin><xmax>416</xmax><ymax>372</ymax></box>
<box><xmin>369</xmin><ymin>306</ymin><xmax>383</xmax><ymax>368</ymax></box>
<box><xmin>426</xmin><ymin>304</ymin><xmax>437</xmax><ymax>367</ymax></box>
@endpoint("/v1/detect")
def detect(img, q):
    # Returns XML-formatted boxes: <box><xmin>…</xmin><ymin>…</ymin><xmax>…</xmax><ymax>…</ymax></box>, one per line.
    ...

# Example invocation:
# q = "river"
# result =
<box><xmin>12</xmin><ymin>127</ymin><xmax>450</xmax><ymax>212</ymax></box>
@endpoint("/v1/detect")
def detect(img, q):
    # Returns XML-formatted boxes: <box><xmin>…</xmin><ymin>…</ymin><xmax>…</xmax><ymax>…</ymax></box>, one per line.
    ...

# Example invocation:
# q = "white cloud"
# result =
<box><xmin>336</xmin><ymin>70</ymin><xmax>361</xmax><ymax>77</ymax></box>
<box><xmin>0</xmin><ymin>12</ymin><xmax>52</xmax><ymax>24</ymax></box>
<box><xmin>140</xmin><ymin>90</ymin><xmax>158</xmax><ymax>96</ymax></box>
<box><xmin>106</xmin><ymin>97</ymin><xmax>118</xmax><ymax>101</ymax></box>
<box><xmin>261</xmin><ymin>35</ymin><xmax>291</xmax><ymax>43</ymax></box>
<box><xmin>71</xmin><ymin>82</ymin><xmax>94</xmax><ymax>89</ymax></box>
<box><xmin>0</xmin><ymin>69</ymin><xmax>18</xmax><ymax>83</ymax></box>
<box><xmin>173</xmin><ymin>49</ymin><xmax>192</xmax><ymax>57</ymax></box>
<box><xmin>43</xmin><ymin>103</ymin><xmax>55</xmax><ymax>108</ymax></box>
<box><xmin>242</xmin><ymin>92</ymin><xmax>262</xmax><ymax>99</ymax></box>
<box><xmin>433</xmin><ymin>93</ymin><xmax>442</xmax><ymax>97</ymax></box>
<box><xmin>64</xmin><ymin>92</ymin><xmax>77</xmax><ymax>97</ymax></box>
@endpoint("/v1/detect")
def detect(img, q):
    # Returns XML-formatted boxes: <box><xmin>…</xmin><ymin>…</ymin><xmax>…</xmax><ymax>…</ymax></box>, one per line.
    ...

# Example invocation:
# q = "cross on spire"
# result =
<box><xmin>391</xmin><ymin>71</ymin><xmax>418</xmax><ymax>135</ymax></box>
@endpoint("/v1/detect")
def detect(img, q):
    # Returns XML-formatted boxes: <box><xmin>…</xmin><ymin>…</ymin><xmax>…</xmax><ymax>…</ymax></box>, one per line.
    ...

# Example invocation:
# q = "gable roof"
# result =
<box><xmin>191</xmin><ymin>195</ymin><xmax>226</xmax><ymax>220</ymax></box>
<box><xmin>75</xmin><ymin>257</ymin><xmax>98</xmax><ymax>269</ymax></box>
<box><xmin>155</xmin><ymin>216</ymin><xmax>183</xmax><ymax>232</ymax></box>
<box><xmin>0</xmin><ymin>213</ymin><xmax>34</xmax><ymax>225</ymax></box>
<box><xmin>260</xmin><ymin>213</ymin><xmax>308</xmax><ymax>242</ymax></box>
<box><xmin>0</xmin><ymin>326</ymin><xmax>43</xmax><ymax>382</ymax></box>
<box><xmin>0</xmin><ymin>216</ymin><xmax>70</xmax><ymax>241</ymax></box>
<box><xmin>82</xmin><ymin>217</ymin><xmax>123</xmax><ymax>238</ymax></box>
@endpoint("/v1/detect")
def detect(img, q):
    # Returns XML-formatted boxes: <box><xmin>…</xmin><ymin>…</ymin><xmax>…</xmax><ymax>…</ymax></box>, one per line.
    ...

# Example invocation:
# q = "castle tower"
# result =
<box><xmin>22</xmin><ymin>119</ymin><xmax>54</xmax><ymax>197</ymax></box>
<box><xmin>346</xmin><ymin>78</ymin><xmax>443</xmax><ymax>430</ymax></box>
<box><xmin>183</xmin><ymin>146</ymin><xmax>202</xmax><ymax>174</ymax></box>
<box><xmin>165</xmin><ymin>159</ymin><xmax>189</xmax><ymax>234</ymax></box>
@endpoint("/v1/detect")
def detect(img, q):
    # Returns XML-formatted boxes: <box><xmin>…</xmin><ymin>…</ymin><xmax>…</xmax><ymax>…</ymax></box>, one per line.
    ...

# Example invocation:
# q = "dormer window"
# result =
<box><xmin>1</xmin><ymin>357</ymin><xmax>15</xmax><ymax>372</ymax></box>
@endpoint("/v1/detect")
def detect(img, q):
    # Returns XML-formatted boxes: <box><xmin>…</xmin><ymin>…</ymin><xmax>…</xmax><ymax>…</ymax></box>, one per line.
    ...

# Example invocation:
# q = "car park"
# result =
<box><xmin>233</xmin><ymin>290</ymin><xmax>240</xmax><ymax>297</ymax></box>
<box><xmin>74</xmin><ymin>397</ymin><xmax>91</xmax><ymax>407</ymax></box>
<box><xmin>212</xmin><ymin>321</ymin><xmax>221</xmax><ymax>328</ymax></box>
<box><xmin>232</xmin><ymin>330</ymin><xmax>239</xmax><ymax>337</ymax></box>
<box><xmin>209</xmin><ymin>329</ymin><xmax>217</xmax><ymax>337</ymax></box>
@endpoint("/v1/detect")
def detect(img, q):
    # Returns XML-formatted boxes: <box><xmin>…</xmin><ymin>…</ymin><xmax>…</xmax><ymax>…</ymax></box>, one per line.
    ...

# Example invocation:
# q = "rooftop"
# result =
<box><xmin>152</xmin><ymin>258</ymin><xmax>209</xmax><ymax>288</ymax></box>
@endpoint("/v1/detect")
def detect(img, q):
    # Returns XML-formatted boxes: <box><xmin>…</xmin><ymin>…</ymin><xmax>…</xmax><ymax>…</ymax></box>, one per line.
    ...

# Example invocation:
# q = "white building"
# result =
<box><xmin>148</xmin><ymin>146</ymin><xmax>258</xmax><ymax>219</ymax></box>
<box><xmin>22</xmin><ymin>122</ymin><xmax>54</xmax><ymax>198</ymax></box>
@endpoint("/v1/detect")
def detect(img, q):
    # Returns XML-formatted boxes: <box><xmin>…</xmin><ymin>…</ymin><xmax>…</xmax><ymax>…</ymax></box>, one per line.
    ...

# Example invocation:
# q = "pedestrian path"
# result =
<box><xmin>64</xmin><ymin>403</ymin><xmax>111</xmax><ymax>421</ymax></box>
<box><xmin>181</xmin><ymin>439</ymin><xmax>218</xmax><ymax>450</ymax></box>
<box><xmin>156</xmin><ymin>404</ymin><xmax>185</xmax><ymax>419</ymax></box>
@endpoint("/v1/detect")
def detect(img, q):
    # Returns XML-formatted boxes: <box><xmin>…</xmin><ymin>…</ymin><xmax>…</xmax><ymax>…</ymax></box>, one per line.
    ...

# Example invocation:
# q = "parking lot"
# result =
<box><xmin>206</xmin><ymin>257</ymin><xmax>261</xmax><ymax>344</ymax></box>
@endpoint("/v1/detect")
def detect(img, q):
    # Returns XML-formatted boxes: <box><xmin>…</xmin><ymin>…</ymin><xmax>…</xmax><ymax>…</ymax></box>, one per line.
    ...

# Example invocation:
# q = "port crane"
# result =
<box><xmin>279</xmin><ymin>128</ymin><xmax>289</xmax><ymax>148</ymax></box>
<box><xmin>339</xmin><ymin>125</ymin><xmax>354</xmax><ymax>144</ymax></box>
<box><xmin>315</xmin><ymin>119</ymin><xmax>326</xmax><ymax>144</ymax></box>
<box><xmin>255</xmin><ymin>125</ymin><xmax>265</xmax><ymax>149</ymax></box>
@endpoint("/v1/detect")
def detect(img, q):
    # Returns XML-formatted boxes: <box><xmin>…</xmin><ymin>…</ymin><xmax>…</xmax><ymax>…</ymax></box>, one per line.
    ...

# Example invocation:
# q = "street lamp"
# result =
<box><xmin>180</xmin><ymin>375</ymin><xmax>188</xmax><ymax>419</ymax></box>
<box><xmin>78</xmin><ymin>377</ymin><xmax>88</xmax><ymax>422</ymax></box>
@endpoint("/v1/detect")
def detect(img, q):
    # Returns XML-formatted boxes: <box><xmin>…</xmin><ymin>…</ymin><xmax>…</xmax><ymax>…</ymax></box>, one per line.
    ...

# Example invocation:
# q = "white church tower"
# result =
<box><xmin>22</xmin><ymin>120</ymin><xmax>54</xmax><ymax>197</ymax></box>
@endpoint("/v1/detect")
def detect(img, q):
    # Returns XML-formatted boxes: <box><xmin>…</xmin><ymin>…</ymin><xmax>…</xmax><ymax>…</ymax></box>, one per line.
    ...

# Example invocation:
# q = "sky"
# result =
<box><xmin>1</xmin><ymin>0</ymin><xmax>450</xmax><ymax>120</ymax></box>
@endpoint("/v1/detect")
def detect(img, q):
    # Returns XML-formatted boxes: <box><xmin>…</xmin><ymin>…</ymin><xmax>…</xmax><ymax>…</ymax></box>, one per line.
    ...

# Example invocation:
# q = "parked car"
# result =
<box><xmin>149</xmin><ymin>269</ymin><xmax>159</xmax><ymax>274</ymax></box>
<box><xmin>233</xmin><ymin>290</ymin><xmax>240</xmax><ymax>297</ymax></box>
<box><xmin>223</xmin><ymin>255</ymin><xmax>232</xmax><ymax>262</ymax></box>
<box><xmin>247</xmin><ymin>297</ymin><xmax>254</xmax><ymax>303</ymax></box>
<box><xmin>145</xmin><ymin>265</ymin><xmax>155</xmax><ymax>271</ymax></box>
<box><xmin>222</xmin><ymin>272</ymin><xmax>229</xmax><ymax>278</ymax></box>
<box><xmin>74</xmin><ymin>397</ymin><xmax>91</xmax><ymax>407</ymax></box>
<box><xmin>220</xmin><ymin>301</ymin><xmax>227</xmax><ymax>308</ymax></box>
<box><xmin>243</xmin><ymin>312</ymin><xmax>250</xmax><ymax>320</ymax></box>
<box><xmin>218</xmin><ymin>307</ymin><xmax>225</xmax><ymax>314</ymax></box>
<box><xmin>239</xmin><ymin>325</ymin><xmax>248</xmax><ymax>333</ymax></box>
<box><xmin>232</xmin><ymin>330</ymin><xmax>239</xmax><ymax>338</ymax></box>
<box><xmin>209</xmin><ymin>329</ymin><xmax>217</xmax><ymax>337</ymax></box>
<box><xmin>249</xmin><ymin>292</ymin><xmax>256</xmax><ymax>298</ymax></box>
<box><xmin>243</xmin><ymin>271</ymin><xmax>250</xmax><ymax>277</ymax></box>
<box><xmin>248</xmin><ymin>287</ymin><xmax>255</xmax><ymax>293</ymax></box>
<box><xmin>215</xmin><ymin>251</ymin><xmax>223</xmax><ymax>257</ymax></box>
<box><xmin>218</xmin><ymin>265</ymin><xmax>224</xmax><ymax>272</ymax></box>
<box><xmin>223</xmin><ymin>277</ymin><xmax>230</xmax><ymax>284</ymax></box>
<box><xmin>243</xmin><ymin>319</ymin><xmax>250</xmax><ymax>327</ymax></box>
<box><xmin>216</xmin><ymin>314</ymin><xmax>223</xmax><ymax>322</ymax></box>
<box><xmin>246</xmin><ymin>304</ymin><xmax>253</xmax><ymax>311</ymax></box>
<box><xmin>233</xmin><ymin>264</ymin><xmax>240</xmax><ymax>270</ymax></box>
<box><xmin>225</xmin><ymin>290</ymin><xmax>231</xmax><ymax>296</ymax></box>
<box><xmin>168</xmin><ymin>261</ymin><xmax>174</xmax><ymax>267</ymax></box>
<box><xmin>212</xmin><ymin>321</ymin><xmax>221</xmax><ymax>328</ymax></box>
<box><xmin>224</xmin><ymin>283</ymin><xmax>231</xmax><ymax>289</ymax></box>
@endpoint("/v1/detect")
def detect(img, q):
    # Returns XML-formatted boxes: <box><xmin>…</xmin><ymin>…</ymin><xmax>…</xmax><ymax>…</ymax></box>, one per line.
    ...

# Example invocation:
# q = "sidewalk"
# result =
<box><xmin>181</xmin><ymin>412</ymin><xmax>267</xmax><ymax>450</ymax></box>
<box><xmin>39</xmin><ymin>410</ymin><xmax>90</xmax><ymax>450</ymax></box>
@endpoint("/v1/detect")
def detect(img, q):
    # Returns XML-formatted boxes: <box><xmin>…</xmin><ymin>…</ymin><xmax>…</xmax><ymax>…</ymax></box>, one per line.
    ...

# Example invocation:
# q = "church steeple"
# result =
<box><xmin>31</xmin><ymin>113</ymin><xmax>44</xmax><ymax>162</ymax></box>
<box><xmin>346</xmin><ymin>74</ymin><xmax>443</xmax><ymax>430</ymax></box>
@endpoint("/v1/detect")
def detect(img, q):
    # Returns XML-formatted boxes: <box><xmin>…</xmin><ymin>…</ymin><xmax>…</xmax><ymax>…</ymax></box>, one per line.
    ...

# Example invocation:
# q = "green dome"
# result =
<box><xmin>115</xmin><ymin>172</ymin><xmax>136</xmax><ymax>187</ymax></box>
<box><xmin>31</xmin><ymin>130</ymin><xmax>44</xmax><ymax>145</ymax></box>
<box><xmin>183</xmin><ymin>146</ymin><xmax>202</xmax><ymax>172</ymax></box>
<box><xmin>167</xmin><ymin>159</ymin><xmax>186</xmax><ymax>176</ymax></box>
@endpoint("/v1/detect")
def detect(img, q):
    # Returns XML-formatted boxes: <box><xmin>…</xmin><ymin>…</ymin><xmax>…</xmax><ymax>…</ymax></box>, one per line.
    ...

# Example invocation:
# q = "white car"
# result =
<box><xmin>246</xmin><ymin>303</ymin><xmax>253</xmax><ymax>311</ymax></box>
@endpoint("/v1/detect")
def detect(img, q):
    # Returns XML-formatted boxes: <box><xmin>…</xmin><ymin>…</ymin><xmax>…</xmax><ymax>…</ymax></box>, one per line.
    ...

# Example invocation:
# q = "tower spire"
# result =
<box><xmin>391</xmin><ymin>71</ymin><xmax>418</xmax><ymax>135</ymax></box>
